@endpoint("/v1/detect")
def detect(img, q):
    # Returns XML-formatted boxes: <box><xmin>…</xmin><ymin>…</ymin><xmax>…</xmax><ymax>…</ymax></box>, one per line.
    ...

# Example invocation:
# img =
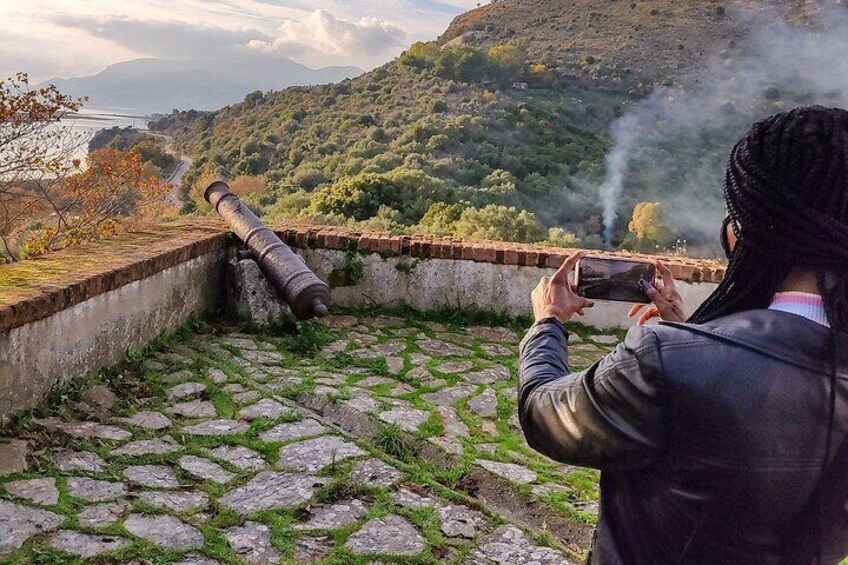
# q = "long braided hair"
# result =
<box><xmin>690</xmin><ymin>105</ymin><xmax>848</xmax><ymax>562</ymax></box>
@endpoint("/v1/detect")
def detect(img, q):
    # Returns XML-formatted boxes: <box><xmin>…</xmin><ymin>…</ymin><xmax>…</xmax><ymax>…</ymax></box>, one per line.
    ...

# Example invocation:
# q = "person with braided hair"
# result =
<box><xmin>519</xmin><ymin>105</ymin><xmax>848</xmax><ymax>564</ymax></box>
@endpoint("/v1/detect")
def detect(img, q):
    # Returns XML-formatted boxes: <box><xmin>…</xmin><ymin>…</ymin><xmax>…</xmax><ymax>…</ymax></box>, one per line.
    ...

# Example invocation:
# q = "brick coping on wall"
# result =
<box><xmin>0</xmin><ymin>221</ymin><xmax>725</xmax><ymax>333</ymax></box>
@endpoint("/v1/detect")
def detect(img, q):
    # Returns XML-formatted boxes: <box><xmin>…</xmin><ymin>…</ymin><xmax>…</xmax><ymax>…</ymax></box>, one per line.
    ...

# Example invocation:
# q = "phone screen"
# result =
<box><xmin>576</xmin><ymin>257</ymin><xmax>656</xmax><ymax>304</ymax></box>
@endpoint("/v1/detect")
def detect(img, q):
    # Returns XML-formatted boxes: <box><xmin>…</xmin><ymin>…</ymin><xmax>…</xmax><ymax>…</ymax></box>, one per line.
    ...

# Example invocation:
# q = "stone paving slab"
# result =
<box><xmin>0</xmin><ymin>315</ymin><xmax>613</xmax><ymax>562</ymax></box>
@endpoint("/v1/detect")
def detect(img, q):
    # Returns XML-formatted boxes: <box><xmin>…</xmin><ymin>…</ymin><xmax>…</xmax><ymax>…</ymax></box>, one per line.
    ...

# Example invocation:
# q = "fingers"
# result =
<box><xmin>637</xmin><ymin>306</ymin><xmax>660</xmax><ymax>325</ymax></box>
<box><xmin>628</xmin><ymin>304</ymin><xmax>645</xmax><ymax>318</ymax></box>
<box><xmin>552</xmin><ymin>251</ymin><xmax>588</xmax><ymax>285</ymax></box>
<box><xmin>643</xmin><ymin>281</ymin><xmax>671</xmax><ymax>309</ymax></box>
<box><xmin>655</xmin><ymin>260</ymin><xmax>676</xmax><ymax>290</ymax></box>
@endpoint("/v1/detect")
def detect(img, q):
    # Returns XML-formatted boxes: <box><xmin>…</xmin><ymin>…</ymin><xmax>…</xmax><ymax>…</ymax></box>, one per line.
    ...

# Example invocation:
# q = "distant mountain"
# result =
<box><xmin>40</xmin><ymin>58</ymin><xmax>362</xmax><ymax>114</ymax></box>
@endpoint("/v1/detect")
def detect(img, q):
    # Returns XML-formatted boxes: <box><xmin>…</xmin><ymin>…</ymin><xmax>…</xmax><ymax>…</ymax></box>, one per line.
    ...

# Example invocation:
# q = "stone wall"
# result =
<box><xmin>0</xmin><ymin>223</ymin><xmax>229</xmax><ymax>423</ymax></box>
<box><xmin>299</xmin><ymin>248</ymin><xmax>717</xmax><ymax>329</ymax></box>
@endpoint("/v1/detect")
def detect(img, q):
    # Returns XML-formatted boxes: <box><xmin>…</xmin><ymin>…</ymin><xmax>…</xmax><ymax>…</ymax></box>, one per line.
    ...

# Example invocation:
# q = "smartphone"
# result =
<box><xmin>575</xmin><ymin>257</ymin><xmax>656</xmax><ymax>304</ymax></box>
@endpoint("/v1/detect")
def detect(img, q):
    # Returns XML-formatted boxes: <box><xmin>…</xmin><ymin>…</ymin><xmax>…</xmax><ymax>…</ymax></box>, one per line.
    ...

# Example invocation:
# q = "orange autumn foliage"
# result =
<box><xmin>19</xmin><ymin>148</ymin><xmax>174</xmax><ymax>257</ymax></box>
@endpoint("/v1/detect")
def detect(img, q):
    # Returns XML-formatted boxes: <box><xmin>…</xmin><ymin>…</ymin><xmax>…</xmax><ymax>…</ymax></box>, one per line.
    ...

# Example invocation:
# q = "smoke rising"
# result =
<box><xmin>597</xmin><ymin>1</ymin><xmax>848</xmax><ymax>252</ymax></box>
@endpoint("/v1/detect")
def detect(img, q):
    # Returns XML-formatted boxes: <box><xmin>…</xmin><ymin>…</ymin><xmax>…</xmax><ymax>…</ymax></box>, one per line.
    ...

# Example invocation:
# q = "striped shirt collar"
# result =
<box><xmin>768</xmin><ymin>292</ymin><xmax>830</xmax><ymax>328</ymax></box>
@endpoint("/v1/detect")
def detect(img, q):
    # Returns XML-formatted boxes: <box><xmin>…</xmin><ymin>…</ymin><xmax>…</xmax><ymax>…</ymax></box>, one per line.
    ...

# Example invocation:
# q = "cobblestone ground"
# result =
<box><xmin>0</xmin><ymin>313</ymin><xmax>621</xmax><ymax>564</ymax></box>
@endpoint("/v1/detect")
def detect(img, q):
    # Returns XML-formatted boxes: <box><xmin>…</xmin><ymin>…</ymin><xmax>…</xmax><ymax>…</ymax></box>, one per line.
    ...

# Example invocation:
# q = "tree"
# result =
<box><xmin>628</xmin><ymin>201</ymin><xmax>672</xmax><ymax>251</ymax></box>
<box><xmin>0</xmin><ymin>73</ymin><xmax>85</xmax><ymax>261</ymax></box>
<box><xmin>453</xmin><ymin>204</ymin><xmax>544</xmax><ymax>242</ymax></box>
<box><xmin>20</xmin><ymin>148</ymin><xmax>171</xmax><ymax>258</ymax></box>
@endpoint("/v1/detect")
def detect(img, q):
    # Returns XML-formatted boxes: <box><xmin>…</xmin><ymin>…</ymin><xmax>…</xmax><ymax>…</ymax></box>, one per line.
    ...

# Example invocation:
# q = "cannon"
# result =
<box><xmin>204</xmin><ymin>181</ymin><xmax>329</xmax><ymax>319</ymax></box>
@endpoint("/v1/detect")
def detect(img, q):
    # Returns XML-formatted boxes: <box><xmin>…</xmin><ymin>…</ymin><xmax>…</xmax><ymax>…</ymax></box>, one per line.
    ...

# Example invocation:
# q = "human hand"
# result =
<box><xmin>628</xmin><ymin>260</ymin><xmax>688</xmax><ymax>325</ymax></box>
<box><xmin>531</xmin><ymin>251</ymin><xmax>595</xmax><ymax>323</ymax></box>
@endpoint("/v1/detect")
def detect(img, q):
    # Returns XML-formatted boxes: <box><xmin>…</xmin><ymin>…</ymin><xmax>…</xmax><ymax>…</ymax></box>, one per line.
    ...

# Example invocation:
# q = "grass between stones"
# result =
<box><xmin>1</xmin><ymin>306</ymin><xmax>619</xmax><ymax>563</ymax></box>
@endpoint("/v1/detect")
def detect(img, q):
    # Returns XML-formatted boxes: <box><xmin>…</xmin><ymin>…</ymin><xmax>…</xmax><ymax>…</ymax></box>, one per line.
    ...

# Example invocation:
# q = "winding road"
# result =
<box><xmin>144</xmin><ymin>131</ymin><xmax>192</xmax><ymax>207</ymax></box>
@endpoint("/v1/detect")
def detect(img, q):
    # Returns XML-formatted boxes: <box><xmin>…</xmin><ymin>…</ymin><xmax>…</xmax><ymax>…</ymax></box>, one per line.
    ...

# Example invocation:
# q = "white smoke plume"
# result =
<box><xmin>597</xmin><ymin>1</ymin><xmax>848</xmax><ymax>250</ymax></box>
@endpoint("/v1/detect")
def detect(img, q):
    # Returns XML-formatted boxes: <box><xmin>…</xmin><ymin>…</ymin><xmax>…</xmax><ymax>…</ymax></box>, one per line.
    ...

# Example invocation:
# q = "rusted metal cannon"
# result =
<box><xmin>204</xmin><ymin>180</ymin><xmax>329</xmax><ymax>319</ymax></box>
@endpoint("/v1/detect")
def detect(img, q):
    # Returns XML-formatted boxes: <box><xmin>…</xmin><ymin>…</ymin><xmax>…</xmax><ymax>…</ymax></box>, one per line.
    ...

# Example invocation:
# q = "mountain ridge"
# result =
<box><xmin>41</xmin><ymin>57</ymin><xmax>363</xmax><ymax>114</ymax></box>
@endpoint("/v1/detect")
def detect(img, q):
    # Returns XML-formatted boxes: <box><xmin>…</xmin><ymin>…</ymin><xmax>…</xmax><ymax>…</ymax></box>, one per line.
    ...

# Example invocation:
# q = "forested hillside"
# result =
<box><xmin>151</xmin><ymin>0</ymin><xmax>834</xmax><ymax>255</ymax></box>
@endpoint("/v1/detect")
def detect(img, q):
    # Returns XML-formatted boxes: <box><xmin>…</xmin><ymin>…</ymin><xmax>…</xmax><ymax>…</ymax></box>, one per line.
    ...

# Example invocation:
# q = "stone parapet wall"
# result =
<box><xmin>0</xmin><ymin>221</ymin><xmax>724</xmax><ymax>420</ymax></box>
<box><xmin>274</xmin><ymin>226</ymin><xmax>726</xmax><ymax>284</ymax></box>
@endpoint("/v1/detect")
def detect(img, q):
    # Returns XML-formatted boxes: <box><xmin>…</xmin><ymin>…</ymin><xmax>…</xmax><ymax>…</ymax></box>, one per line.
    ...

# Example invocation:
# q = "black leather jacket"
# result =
<box><xmin>518</xmin><ymin>310</ymin><xmax>848</xmax><ymax>564</ymax></box>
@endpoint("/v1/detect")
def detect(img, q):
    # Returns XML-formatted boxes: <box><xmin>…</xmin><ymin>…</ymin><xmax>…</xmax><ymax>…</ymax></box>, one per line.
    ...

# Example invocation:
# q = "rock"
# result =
<box><xmin>66</xmin><ymin>477</ymin><xmax>128</xmax><ymax>502</ymax></box>
<box><xmin>276</xmin><ymin>436</ymin><xmax>366</xmax><ymax>473</ymax></box>
<box><xmin>4</xmin><ymin>477</ymin><xmax>59</xmax><ymax>505</ymax></box>
<box><xmin>221</xmin><ymin>336</ymin><xmax>259</xmax><ymax>350</ymax></box>
<box><xmin>475</xmin><ymin>460</ymin><xmax>537</xmax><ymax>485</ymax></box>
<box><xmin>320</xmin><ymin>314</ymin><xmax>358</xmax><ymax>328</ymax></box>
<box><xmin>372</xmin><ymin>340</ymin><xmax>406</xmax><ymax>355</ymax></box>
<box><xmin>345</xmin><ymin>515</ymin><xmax>426</xmax><ymax>556</ymax></box>
<box><xmin>207</xmin><ymin>368</ymin><xmax>229</xmax><ymax>383</ymax></box>
<box><xmin>465</xmin><ymin>367</ymin><xmax>511</xmax><ymax>385</ymax></box>
<box><xmin>124</xmin><ymin>514</ymin><xmax>204</xmax><ymax>550</ymax></box>
<box><xmin>118</xmin><ymin>411</ymin><xmax>172</xmax><ymax>430</ymax></box>
<box><xmin>386</xmin><ymin>357</ymin><xmax>404</xmax><ymax>375</ymax></box>
<box><xmin>349</xmin><ymin>459</ymin><xmax>402</xmax><ymax>487</ymax></box>
<box><xmin>223</xmin><ymin>383</ymin><xmax>246</xmax><ymax>393</ymax></box>
<box><xmin>233</xmin><ymin>391</ymin><xmax>262</xmax><ymax>404</ymax></box>
<box><xmin>179</xmin><ymin>455</ymin><xmax>235</xmax><ymax>484</ymax></box>
<box><xmin>0</xmin><ymin>499</ymin><xmax>64</xmax><ymax>555</ymax></box>
<box><xmin>240</xmin><ymin>349</ymin><xmax>283</xmax><ymax>366</ymax></box>
<box><xmin>480</xmin><ymin>343</ymin><xmax>513</xmax><ymax>357</ymax></box>
<box><xmin>438</xmin><ymin>504</ymin><xmax>487</xmax><ymax>539</ymax></box>
<box><xmin>292</xmin><ymin>498</ymin><xmax>368</xmax><ymax>530</ymax></box>
<box><xmin>467</xmin><ymin>525</ymin><xmax>575</xmax><ymax>564</ymax></box>
<box><xmin>466</xmin><ymin>326</ymin><xmax>518</xmax><ymax>343</ymax></box>
<box><xmin>224</xmin><ymin>521</ymin><xmax>281</xmax><ymax>564</ymax></box>
<box><xmin>481</xmin><ymin>420</ymin><xmax>498</xmax><ymax>436</ymax></box>
<box><xmin>182</xmin><ymin>419</ymin><xmax>249</xmax><ymax>436</ymax></box>
<box><xmin>78</xmin><ymin>501</ymin><xmax>129</xmax><ymax>527</ymax></box>
<box><xmin>416</xmin><ymin>337</ymin><xmax>472</xmax><ymax>357</ymax></box>
<box><xmin>293</xmin><ymin>535</ymin><xmax>334</xmax><ymax>563</ymax></box>
<box><xmin>355</xmin><ymin>376</ymin><xmax>394</xmax><ymax>388</ymax></box>
<box><xmin>388</xmin><ymin>383</ymin><xmax>414</xmax><ymax>396</ymax></box>
<box><xmin>80</xmin><ymin>384</ymin><xmax>117</xmax><ymax>414</ymax></box>
<box><xmin>430</xmin><ymin>436</ymin><xmax>463</xmax><ymax>454</ymax></box>
<box><xmin>408</xmin><ymin>353</ymin><xmax>431</xmax><ymax>365</ymax></box>
<box><xmin>372</xmin><ymin>315</ymin><xmax>403</xmax><ymax>327</ymax></box>
<box><xmin>421</xmin><ymin>383</ymin><xmax>477</xmax><ymax>406</ymax></box>
<box><xmin>476</xmin><ymin>443</ymin><xmax>498</xmax><ymax>455</ymax></box>
<box><xmin>139</xmin><ymin>491</ymin><xmax>209</xmax><ymax>513</ymax></box>
<box><xmin>168</xmin><ymin>400</ymin><xmax>217</xmax><ymax>419</ymax></box>
<box><xmin>47</xmin><ymin>530</ymin><xmax>129</xmax><ymax>557</ymax></box>
<box><xmin>436</xmin><ymin>361</ymin><xmax>475</xmax><ymax>374</ymax></box>
<box><xmin>112</xmin><ymin>435</ymin><xmax>183</xmax><ymax>456</ymax></box>
<box><xmin>343</xmin><ymin>396</ymin><xmax>381</xmax><ymax>414</ymax></box>
<box><xmin>438</xmin><ymin>406</ymin><xmax>470</xmax><ymax>438</ymax></box>
<box><xmin>175</xmin><ymin>554</ymin><xmax>222</xmax><ymax>565</ymax></box>
<box><xmin>228</xmin><ymin>257</ymin><xmax>288</xmax><ymax>326</ymax></box>
<box><xmin>0</xmin><ymin>440</ymin><xmax>29</xmax><ymax>475</ymax></box>
<box><xmin>378</xmin><ymin>407</ymin><xmax>429</xmax><ymax>433</ymax></box>
<box><xmin>168</xmin><ymin>382</ymin><xmax>206</xmax><ymax>400</ymax></box>
<box><xmin>389</xmin><ymin>487</ymin><xmax>438</xmax><ymax>509</ymax></box>
<box><xmin>321</xmin><ymin>340</ymin><xmax>349</xmax><ymax>356</ymax></box>
<box><xmin>220</xmin><ymin>472</ymin><xmax>324</xmax><ymax>514</ymax></box>
<box><xmin>239</xmin><ymin>399</ymin><xmax>289</xmax><ymax>421</ymax></box>
<box><xmin>260</xmin><ymin>419</ymin><xmax>327</xmax><ymax>443</ymax></box>
<box><xmin>467</xmin><ymin>388</ymin><xmax>498</xmax><ymax>418</ymax></box>
<box><xmin>407</xmin><ymin>365</ymin><xmax>432</xmax><ymax>381</ymax></box>
<box><xmin>162</xmin><ymin>370</ymin><xmax>194</xmax><ymax>383</ymax></box>
<box><xmin>34</xmin><ymin>419</ymin><xmax>131</xmax><ymax>441</ymax></box>
<box><xmin>500</xmin><ymin>387</ymin><xmax>518</xmax><ymax>401</ymax></box>
<box><xmin>204</xmin><ymin>445</ymin><xmax>267</xmax><ymax>471</ymax></box>
<box><xmin>122</xmin><ymin>465</ymin><xmax>179</xmax><ymax>488</ymax></box>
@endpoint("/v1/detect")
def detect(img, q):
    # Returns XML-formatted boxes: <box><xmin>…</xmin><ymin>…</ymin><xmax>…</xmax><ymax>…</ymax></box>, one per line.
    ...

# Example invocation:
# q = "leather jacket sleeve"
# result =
<box><xmin>518</xmin><ymin>318</ymin><xmax>667</xmax><ymax>471</ymax></box>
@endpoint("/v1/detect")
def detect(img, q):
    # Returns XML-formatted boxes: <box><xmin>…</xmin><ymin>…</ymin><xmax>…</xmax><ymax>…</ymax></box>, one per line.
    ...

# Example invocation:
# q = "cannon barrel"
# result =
<box><xmin>204</xmin><ymin>181</ymin><xmax>329</xmax><ymax>320</ymax></box>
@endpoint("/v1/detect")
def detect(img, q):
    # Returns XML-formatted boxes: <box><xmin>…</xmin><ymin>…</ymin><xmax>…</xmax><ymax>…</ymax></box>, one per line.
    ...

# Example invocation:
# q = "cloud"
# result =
<box><xmin>50</xmin><ymin>16</ymin><xmax>272</xmax><ymax>61</ymax></box>
<box><xmin>248</xmin><ymin>9</ymin><xmax>406</xmax><ymax>57</ymax></box>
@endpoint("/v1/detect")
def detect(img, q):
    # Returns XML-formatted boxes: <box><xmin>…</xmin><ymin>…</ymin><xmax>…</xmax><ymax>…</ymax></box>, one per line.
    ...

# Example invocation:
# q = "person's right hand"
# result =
<box><xmin>628</xmin><ymin>260</ymin><xmax>688</xmax><ymax>325</ymax></box>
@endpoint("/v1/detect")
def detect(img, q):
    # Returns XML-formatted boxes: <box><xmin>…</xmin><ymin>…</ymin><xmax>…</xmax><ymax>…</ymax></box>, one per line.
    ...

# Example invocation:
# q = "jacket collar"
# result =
<box><xmin>660</xmin><ymin>309</ymin><xmax>848</xmax><ymax>374</ymax></box>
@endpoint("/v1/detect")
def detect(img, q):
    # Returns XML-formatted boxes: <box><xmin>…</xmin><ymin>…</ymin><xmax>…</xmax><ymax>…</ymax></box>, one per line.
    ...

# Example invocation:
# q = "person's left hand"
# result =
<box><xmin>531</xmin><ymin>251</ymin><xmax>595</xmax><ymax>323</ymax></box>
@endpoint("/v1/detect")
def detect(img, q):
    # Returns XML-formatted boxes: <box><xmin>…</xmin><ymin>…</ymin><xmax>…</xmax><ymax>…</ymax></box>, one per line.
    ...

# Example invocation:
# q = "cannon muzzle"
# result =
<box><xmin>205</xmin><ymin>181</ymin><xmax>329</xmax><ymax>320</ymax></box>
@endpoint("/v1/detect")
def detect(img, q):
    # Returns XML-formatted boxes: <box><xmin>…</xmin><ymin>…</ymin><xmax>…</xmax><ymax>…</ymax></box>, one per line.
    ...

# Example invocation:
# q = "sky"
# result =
<box><xmin>0</xmin><ymin>0</ymin><xmax>481</xmax><ymax>82</ymax></box>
